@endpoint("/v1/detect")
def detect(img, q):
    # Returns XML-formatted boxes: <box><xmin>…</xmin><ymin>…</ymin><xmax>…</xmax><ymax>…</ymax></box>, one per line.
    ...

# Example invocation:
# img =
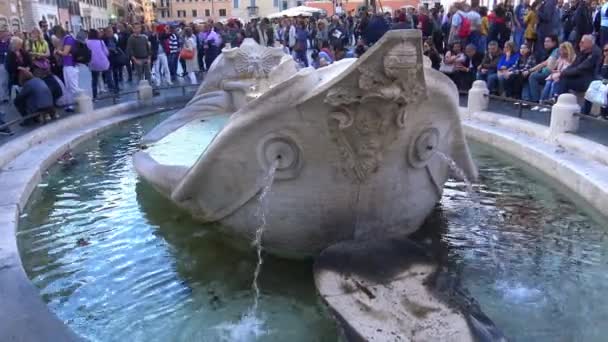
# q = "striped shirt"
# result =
<box><xmin>168</xmin><ymin>33</ymin><xmax>179</xmax><ymax>54</ymax></box>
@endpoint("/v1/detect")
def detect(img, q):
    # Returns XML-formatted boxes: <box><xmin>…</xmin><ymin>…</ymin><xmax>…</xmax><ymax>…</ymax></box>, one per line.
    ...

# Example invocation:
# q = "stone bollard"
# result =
<box><xmin>137</xmin><ymin>80</ymin><xmax>153</xmax><ymax>103</ymax></box>
<box><xmin>550</xmin><ymin>93</ymin><xmax>580</xmax><ymax>136</ymax></box>
<box><xmin>467</xmin><ymin>80</ymin><xmax>489</xmax><ymax>114</ymax></box>
<box><xmin>75</xmin><ymin>92</ymin><xmax>93</xmax><ymax>114</ymax></box>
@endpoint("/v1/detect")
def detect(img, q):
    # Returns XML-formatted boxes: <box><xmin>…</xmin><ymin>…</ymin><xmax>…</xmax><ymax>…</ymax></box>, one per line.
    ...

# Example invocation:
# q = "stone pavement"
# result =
<box><xmin>0</xmin><ymin>64</ymin><xmax>198</xmax><ymax>146</ymax></box>
<box><xmin>459</xmin><ymin>95</ymin><xmax>608</xmax><ymax>147</ymax></box>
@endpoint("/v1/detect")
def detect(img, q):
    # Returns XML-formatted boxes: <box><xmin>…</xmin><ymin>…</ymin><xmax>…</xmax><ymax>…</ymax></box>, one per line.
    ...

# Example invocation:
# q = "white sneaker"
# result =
<box><xmin>539</xmin><ymin>107</ymin><xmax>550</xmax><ymax>112</ymax></box>
<box><xmin>531</xmin><ymin>106</ymin><xmax>540</xmax><ymax>111</ymax></box>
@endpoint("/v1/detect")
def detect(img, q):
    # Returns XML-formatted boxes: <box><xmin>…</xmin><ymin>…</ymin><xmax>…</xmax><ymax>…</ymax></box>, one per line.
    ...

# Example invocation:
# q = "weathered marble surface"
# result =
<box><xmin>314</xmin><ymin>237</ymin><xmax>507</xmax><ymax>342</ymax></box>
<box><xmin>142</xmin><ymin>39</ymin><xmax>297</xmax><ymax>144</ymax></box>
<box><xmin>134</xmin><ymin>30</ymin><xmax>478</xmax><ymax>257</ymax></box>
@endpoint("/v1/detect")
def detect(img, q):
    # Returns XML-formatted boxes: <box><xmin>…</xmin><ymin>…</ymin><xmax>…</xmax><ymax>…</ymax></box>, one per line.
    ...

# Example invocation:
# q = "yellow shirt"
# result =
<box><xmin>481</xmin><ymin>17</ymin><xmax>489</xmax><ymax>36</ymax></box>
<box><xmin>29</xmin><ymin>39</ymin><xmax>49</xmax><ymax>56</ymax></box>
<box><xmin>524</xmin><ymin>10</ymin><xmax>538</xmax><ymax>40</ymax></box>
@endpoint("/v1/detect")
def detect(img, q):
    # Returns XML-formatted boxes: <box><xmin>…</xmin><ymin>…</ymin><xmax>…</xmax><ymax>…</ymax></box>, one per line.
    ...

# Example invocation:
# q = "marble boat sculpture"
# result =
<box><xmin>133</xmin><ymin>31</ymin><xmax>478</xmax><ymax>258</ymax></box>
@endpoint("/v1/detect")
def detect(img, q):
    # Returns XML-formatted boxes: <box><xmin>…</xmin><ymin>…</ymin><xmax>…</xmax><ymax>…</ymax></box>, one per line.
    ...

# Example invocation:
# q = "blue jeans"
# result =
<box><xmin>527</xmin><ymin>70</ymin><xmax>549</xmax><ymax>102</ymax></box>
<box><xmin>540</xmin><ymin>79</ymin><xmax>556</xmax><ymax>102</ymax></box>
<box><xmin>167</xmin><ymin>52</ymin><xmax>179</xmax><ymax>79</ymax></box>
<box><xmin>487</xmin><ymin>72</ymin><xmax>500</xmax><ymax>94</ymax></box>
<box><xmin>513</xmin><ymin>28</ymin><xmax>525</xmax><ymax>49</ymax></box>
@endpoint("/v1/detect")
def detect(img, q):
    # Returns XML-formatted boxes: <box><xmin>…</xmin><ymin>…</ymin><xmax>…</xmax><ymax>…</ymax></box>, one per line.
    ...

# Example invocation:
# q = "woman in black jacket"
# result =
<box><xmin>582</xmin><ymin>43</ymin><xmax>608</xmax><ymax>118</ymax></box>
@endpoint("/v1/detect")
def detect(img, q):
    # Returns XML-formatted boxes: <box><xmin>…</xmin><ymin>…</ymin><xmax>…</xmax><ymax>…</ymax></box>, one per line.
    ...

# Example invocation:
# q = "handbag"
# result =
<box><xmin>584</xmin><ymin>80</ymin><xmax>608</xmax><ymax>107</ymax></box>
<box><xmin>179</xmin><ymin>48</ymin><xmax>194</xmax><ymax>60</ymax></box>
<box><xmin>32</xmin><ymin>57</ymin><xmax>50</xmax><ymax>71</ymax></box>
<box><xmin>111</xmin><ymin>47</ymin><xmax>128</xmax><ymax>66</ymax></box>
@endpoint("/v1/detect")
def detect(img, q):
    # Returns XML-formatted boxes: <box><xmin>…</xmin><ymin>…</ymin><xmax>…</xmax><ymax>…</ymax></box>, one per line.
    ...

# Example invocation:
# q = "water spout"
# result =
<box><xmin>251</xmin><ymin>159</ymin><xmax>279</xmax><ymax>313</ymax></box>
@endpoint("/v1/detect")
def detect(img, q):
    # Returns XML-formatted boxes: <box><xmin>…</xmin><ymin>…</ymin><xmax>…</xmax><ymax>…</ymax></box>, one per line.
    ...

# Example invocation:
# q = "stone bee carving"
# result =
<box><xmin>134</xmin><ymin>31</ymin><xmax>477</xmax><ymax>258</ymax></box>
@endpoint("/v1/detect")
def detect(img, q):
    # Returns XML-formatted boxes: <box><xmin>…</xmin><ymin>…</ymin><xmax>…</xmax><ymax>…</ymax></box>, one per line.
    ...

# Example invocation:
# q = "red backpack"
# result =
<box><xmin>458</xmin><ymin>14</ymin><xmax>472</xmax><ymax>39</ymax></box>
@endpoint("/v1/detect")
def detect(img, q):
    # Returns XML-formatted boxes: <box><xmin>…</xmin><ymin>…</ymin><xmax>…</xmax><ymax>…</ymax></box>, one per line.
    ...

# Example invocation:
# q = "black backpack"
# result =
<box><xmin>73</xmin><ymin>40</ymin><xmax>92</xmax><ymax>64</ymax></box>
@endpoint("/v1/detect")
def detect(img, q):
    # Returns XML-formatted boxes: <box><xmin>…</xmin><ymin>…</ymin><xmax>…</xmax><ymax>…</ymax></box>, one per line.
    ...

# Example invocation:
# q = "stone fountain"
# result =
<box><xmin>134</xmin><ymin>31</ymin><xmax>477</xmax><ymax>258</ymax></box>
<box><xmin>134</xmin><ymin>31</ymin><xmax>503</xmax><ymax>341</ymax></box>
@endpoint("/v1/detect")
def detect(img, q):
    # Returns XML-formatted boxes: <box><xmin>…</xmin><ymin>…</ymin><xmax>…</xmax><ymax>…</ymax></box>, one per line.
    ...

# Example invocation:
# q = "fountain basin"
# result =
<box><xmin>13</xmin><ymin>111</ymin><xmax>608</xmax><ymax>342</ymax></box>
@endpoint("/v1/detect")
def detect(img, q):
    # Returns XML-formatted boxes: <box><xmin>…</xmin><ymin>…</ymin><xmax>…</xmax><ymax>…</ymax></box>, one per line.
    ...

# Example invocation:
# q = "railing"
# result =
<box><xmin>95</xmin><ymin>82</ymin><xmax>200</xmax><ymax>104</ymax></box>
<box><xmin>0</xmin><ymin>82</ymin><xmax>200</xmax><ymax>136</ymax></box>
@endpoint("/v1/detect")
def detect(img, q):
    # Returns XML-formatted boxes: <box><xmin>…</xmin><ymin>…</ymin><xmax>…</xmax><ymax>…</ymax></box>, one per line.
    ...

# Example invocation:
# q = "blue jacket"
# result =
<box><xmin>497</xmin><ymin>53</ymin><xmax>520</xmax><ymax>70</ymax></box>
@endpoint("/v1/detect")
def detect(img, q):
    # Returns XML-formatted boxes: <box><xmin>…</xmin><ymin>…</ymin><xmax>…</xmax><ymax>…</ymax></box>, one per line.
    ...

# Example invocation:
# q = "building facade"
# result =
<box><xmin>0</xmin><ymin>0</ymin><xmax>24</xmax><ymax>32</ymax></box>
<box><xmin>21</xmin><ymin>0</ymin><xmax>60</xmax><ymax>30</ymax></box>
<box><xmin>156</xmin><ymin>0</ymin><xmax>231</xmax><ymax>23</ymax></box>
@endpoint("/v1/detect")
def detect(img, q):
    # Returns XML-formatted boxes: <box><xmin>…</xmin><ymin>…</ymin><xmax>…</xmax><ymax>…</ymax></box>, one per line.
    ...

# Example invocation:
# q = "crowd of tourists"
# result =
<box><xmin>2</xmin><ymin>0</ymin><xmax>608</xmax><ymax>135</ymax></box>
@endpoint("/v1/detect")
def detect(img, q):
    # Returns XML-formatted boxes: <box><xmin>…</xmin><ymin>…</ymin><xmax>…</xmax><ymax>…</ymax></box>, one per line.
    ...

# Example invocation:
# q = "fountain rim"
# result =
<box><xmin>1</xmin><ymin>99</ymin><xmax>608</xmax><ymax>341</ymax></box>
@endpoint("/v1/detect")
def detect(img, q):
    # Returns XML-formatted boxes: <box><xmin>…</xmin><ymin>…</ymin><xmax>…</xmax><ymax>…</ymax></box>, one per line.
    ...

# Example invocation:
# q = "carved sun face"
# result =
<box><xmin>383</xmin><ymin>41</ymin><xmax>418</xmax><ymax>79</ymax></box>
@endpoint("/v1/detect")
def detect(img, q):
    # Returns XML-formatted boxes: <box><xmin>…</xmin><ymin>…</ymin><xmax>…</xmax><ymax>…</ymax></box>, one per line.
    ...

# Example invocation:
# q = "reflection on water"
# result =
<box><xmin>437</xmin><ymin>143</ymin><xmax>608</xmax><ymax>342</ymax></box>
<box><xmin>18</xmin><ymin>113</ymin><xmax>336</xmax><ymax>342</ymax></box>
<box><xmin>17</xmin><ymin>113</ymin><xmax>608</xmax><ymax>342</ymax></box>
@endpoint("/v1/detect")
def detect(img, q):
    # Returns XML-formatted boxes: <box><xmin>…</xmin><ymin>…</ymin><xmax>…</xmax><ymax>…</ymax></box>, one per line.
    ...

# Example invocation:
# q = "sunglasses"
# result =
<box><xmin>604</xmin><ymin>49</ymin><xmax>608</xmax><ymax>52</ymax></box>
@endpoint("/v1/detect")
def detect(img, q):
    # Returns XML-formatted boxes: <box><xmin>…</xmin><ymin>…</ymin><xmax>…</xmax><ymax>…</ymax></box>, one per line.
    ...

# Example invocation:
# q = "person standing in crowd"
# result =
<box><xmin>166</xmin><ymin>26</ymin><xmax>179</xmax><ymax>81</ymax></box>
<box><xmin>104</xmin><ymin>26</ymin><xmax>124</xmax><ymax>93</ymax></box>
<box><xmin>197</xmin><ymin>23</ymin><xmax>208</xmax><ymax>71</ymax></box>
<box><xmin>288</xmin><ymin>19</ymin><xmax>297</xmax><ymax>52</ymax></box>
<box><xmin>117</xmin><ymin>23</ymin><xmax>132</xmax><ymax>82</ymax></box>
<box><xmin>13</xmin><ymin>69</ymin><xmax>54</xmax><ymax>125</ymax></box>
<box><xmin>153</xmin><ymin>24</ymin><xmax>172</xmax><ymax>86</ymax></box>
<box><xmin>203</xmin><ymin>23</ymin><xmax>220</xmax><ymax>71</ymax></box>
<box><xmin>418</xmin><ymin>6</ymin><xmax>434</xmax><ymax>39</ymax></box>
<box><xmin>294</xmin><ymin>20</ymin><xmax>309</xmax><ymax>67</ymax></box>
<box><xmin>536</xmin><ymin>0</ymin><xmax>558</xmax><ymax>59</ymax></box>
<box><xmin>600</xmin><ymin>0</ymin><xmax>608</xmax><ymax>47</ymax></box>
<box><xmin>553</xmin><ymin>34</ymin><xmax>601</xmax><ymax>95</ymax></box>
<box><xmin>514</xmin><ymin>0</ymin><xmax>529</xmax><ymax>49</ymax></box>
<box><xmin>6</xmin><ymin>36</ymin><xmax>31</xmax><ymax>101</ymax></box>
<box><xmin>316</xmin><ymin>19</ymin><xmax>329</xmax><ymax>50</ymax></box>
<box><xmin>525</xmin><ymin>34</ymin><xmax>559</xmax><ymax>103</ymax></box>
<box><xmin>126</xmin><ymin>23</ymin><xmax>152</xmax><ymax>85</ymax></box>
<box><xmin>27</xmin><ymin>28</ymin><xmax>50</xmax><ymax>78</ymax></box>
<box><xmin>524</xmin><ymin>1</ymin><xmax>539</xmax><ymax>51</ymax></box>
<box><xmin>182</xmin><ymin>27</ymin><xmax>199</xmax><ymax>85</ymax></box>
<box><xmin>86</xmin><ymin>29</ymin><xmax>111</xmax><ymax>100</ymax></box>
<box><xmin>572</xmin><ymin>0</ymin><xmax>594</xmax><ymax>44</ymax></box>
<box><xmin>39</xmin><ymin>21</ymin><xmax>53</xmax><ymax>56</ymax></box>
<box><xmin>488</xmin><ymin>3</ymin><xmax>511</xmax><ymax>48</ymax></box>
<box><xmin>0</xmin><ymin>27</ymin><xmax>9</xmax><ymax>103</ymax></box>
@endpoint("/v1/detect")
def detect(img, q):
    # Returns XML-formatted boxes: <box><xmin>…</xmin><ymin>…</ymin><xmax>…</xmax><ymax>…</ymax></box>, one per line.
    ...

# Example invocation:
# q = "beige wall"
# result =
<box><xmin>0</xmin><ymin>0</ymin><xmax>24</xmax><ymax>32</ymax></box>
<box><xmin>157</xmin><ymin>0</ymin><xmax>232</xmax><ymax>22</ymax></box>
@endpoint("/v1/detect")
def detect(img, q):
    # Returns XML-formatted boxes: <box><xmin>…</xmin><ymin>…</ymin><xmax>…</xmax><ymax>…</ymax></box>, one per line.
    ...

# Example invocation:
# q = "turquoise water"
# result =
<box><xmin>17</xmin><ymin>113</ymin><xmax>336</xmax><ymax>342</ymax></box>
<box><xmin>17</xmin><ymin>113</ymin><xmax>608</xmax><ymax>341</ymax></box>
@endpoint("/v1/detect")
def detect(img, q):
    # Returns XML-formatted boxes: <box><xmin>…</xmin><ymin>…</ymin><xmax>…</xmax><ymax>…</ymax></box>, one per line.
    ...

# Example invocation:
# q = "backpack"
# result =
<box><xmin>73</xmin><ymin>40</ymin><xmax>92</xmax><ymax>64</ymax></box>
<box><xmin>458</xmin><ymin>13</ymin><xmax>472</xmax><ymax>39</ymax></box>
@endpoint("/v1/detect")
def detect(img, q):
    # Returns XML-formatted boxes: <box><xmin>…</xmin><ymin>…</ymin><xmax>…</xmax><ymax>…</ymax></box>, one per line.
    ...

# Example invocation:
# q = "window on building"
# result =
<box><xmin>205</xmin><ymin>9</ymin><xmax>210</xmax><ymax>16</ymax></box>
<box><xmin>219</xmin><ymin>8</ymin><xmax>226</xmax><ymax>16</ymax></box>
<box><xmin>233</xmin><ymin>0</ymin><xmax>238</xmax><ymax>8</ymax></box>
<box><xmin>192</xmin><ymin>9</ymin><xmax>197</xmax><ymax>17</ymax></box>
<box><xmin>296</xmin><ymin>0</ymin><xmax>302</xmax><ymax>6</ymax></box>
<box><xmin>281</xmin><ymin>0</ymin><xmax>287</xmax><ymax>10</ymax></box>
<box><xmin>273</xmin><ymin>0</ymin><xmax>278</xmax><ymax>7</ymax></box>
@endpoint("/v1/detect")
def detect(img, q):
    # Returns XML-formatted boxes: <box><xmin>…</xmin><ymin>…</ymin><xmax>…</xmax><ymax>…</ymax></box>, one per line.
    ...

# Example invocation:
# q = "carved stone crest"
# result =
<box><xmin>325</xmin><ymin>39</ymin><xmax>427</xmax><ymax>183</ymax></box>
<box><xmin>222</xmin><ymin>40</ymin><xmax>285</xmax><ymax>78</ymax></box>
